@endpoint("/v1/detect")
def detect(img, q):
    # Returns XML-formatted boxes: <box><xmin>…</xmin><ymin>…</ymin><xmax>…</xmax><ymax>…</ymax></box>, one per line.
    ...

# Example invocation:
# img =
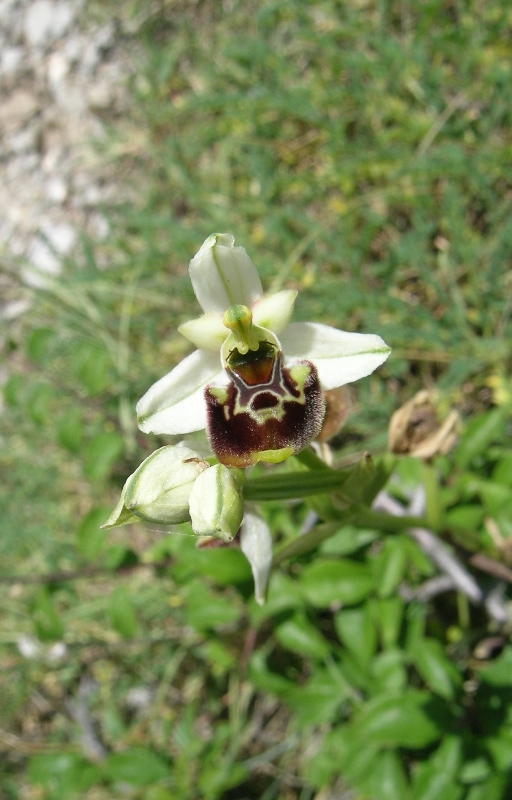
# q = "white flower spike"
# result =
<box><xmin>137</xmin><ymin>233</ymin><xmax>391</xmax><ymax>467</ymax></box>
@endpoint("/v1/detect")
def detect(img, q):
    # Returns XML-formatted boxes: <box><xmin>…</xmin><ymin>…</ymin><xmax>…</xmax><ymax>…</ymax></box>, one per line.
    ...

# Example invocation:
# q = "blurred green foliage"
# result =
<box><xmin>1</xmin><ymin>0</ymin><xmax>512</xmax><ymax>798</ymax></box>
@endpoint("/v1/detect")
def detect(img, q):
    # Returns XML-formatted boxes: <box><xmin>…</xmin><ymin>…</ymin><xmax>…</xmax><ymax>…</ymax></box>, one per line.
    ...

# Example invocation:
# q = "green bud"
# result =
<box><xmin>102</xmin><ymin>446</ymin><xmax>208</xmax><ymax>528</ymax></box>
<box><xmin>189</xmin><ymin>465</ymin><xmax>245</xmax><ymax>542</ymax></box>
<box><xmin>101</xmin><ymin>473</ymin><xmax>140</xmax><ymax>529</ymax></box>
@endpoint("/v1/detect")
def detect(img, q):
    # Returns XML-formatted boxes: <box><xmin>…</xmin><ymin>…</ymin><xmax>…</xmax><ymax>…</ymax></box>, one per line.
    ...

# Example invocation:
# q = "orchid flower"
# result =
<box><xmin>137</xmin><ymin>233</ymin><xmax>391</xmax><ymax>468</ymax></box>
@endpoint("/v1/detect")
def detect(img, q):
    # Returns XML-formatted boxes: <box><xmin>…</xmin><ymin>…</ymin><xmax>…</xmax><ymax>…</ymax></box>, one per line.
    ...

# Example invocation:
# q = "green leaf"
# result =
<box><xmin>358</xmin><ymin>750</ymin><xmax>409</xmax><ymax>800</ymax></box>
<box><xmin>144</xmin><ymin>789</ymin><xmax>176</xmax><ymax>800</ymax></box>
<box><xmin>273</xmin><ymin>520</ymin><xmax>348</xmax><ymax>564</ymax></box>
<box><xmin>199</xmin><ymin>640</ymin><xmax>235</xmax><ymax>672</ymax></box>
<box><xmin>249</xmin><ymin>650</ymin><xmax>295</xmax><ymax>696</ymax></box>
<box><xmin>455</xmin><ymin>409</ymin><xmax>505</xmax><ymax>469</ymax></box>
<box><xmin>412</xmin><ymin>637</ymin><xmax>462</xmax><ymax>700</ymax></box>
<box><xmin>194</xmin><ymin>547</ymin><xmax>252</xmax><ymax>585</ymax></box>
<box><xmin>32</xmin><ymin>588</ymin><xmax>65</xmax><ymax>642</ymax></box>
<box><xmin>76</xmin><ymin>507</ymin><xmax>109</xmax><ymax>561</ymax></box>
<box><xmin>370</xmin><ymin>649</ymin><xmax>407</xmax><ymax>693</ymax></box>
<box><xmin>57</xmin><ymin>407</ymin><xmax>83</xmax><ymax>452</ymax></box>
<box><xmin>305</xmin><ymin>728</ymin><xmax>351</xmax><ymax>788</ymax></box>
<box><xmin>351</xmin><ymin>690</ymin><xmax>443</xmax><ymax>748</ymax></box>
<box><xmin>375</xmin><ymin>537</ymin><xmax>407</xmax><ymax>598</ymax></box>
<box><xmin>300</xmin><ymin>558</ymin><xmax>373</xmax><ymax>607</ymax></box>
<box><xmin>335</xmin><ymin>603</ymin><xmax>377</xmax><ymax>666</ymax></box>
<box><xmin>275</xmin><ymin>613</ymin><xmax>330</xmax><ymax>659</ymax></box>
<box><xmin>360</xmin><ymin>452</ymin><xmax>397</xmax><ymax>506</ymax></box>
<box><xmin>249</xmin><ymin>571</ymin><xmax>304</xmax><ymax>625</ymax></box>
<box><xmin>183</xmin><ymin>581</ymin><xmax>241</xmax><ymax>630</ymax></box>
<box><xmin>29</xmin><ymin>752</ymin><xmax>100</xmax><ymax>796</ymax></box>
<box><xmin>423</xmin><ymin>462</ymin><xmax>444</xmax><ymax>532</ymax></box>
<box><xmin>198</xmin><ymin>759</ymin><xmax>247</xmax><ymax>800</ymax></box>
<box><xmin>445</xmin><ymin>504</ymin><xmax>485</xmax><ymax>531</ymax></box>
<box><xmin>104</xmin><ymin>747</ymin><xmax>169</xmax><ymax>787</ymax></box>
<box><xmin>459</xmin><ymin>758</ymin><xmax>490</xmax><ymax>784</ymax></box>
<box><xmin>26</xmin><ymin>382</ymin><xmax>54</xmax><ymax>424</ymax></box>
<box><xmin>485</xmin><ymin>730</ymin><xmax>512</xmax><ymax>770</ymax></box>
<box><xmin>335</xmin><ymin>453</ymin><xmax>376</xmax><ymax>506</ymax></box>
<box><xmin>476</xmin><ymin>481</ymin><xmax>511</xmax><ymax>515</ymax></box>
<box><xmin>477</xmin><ymin>645</ymin><xmax>512</xmax><ymax>686</ymax></box>
<box><xmin>26</xmin><ymin>327</ymin><xmax>57</xmax><ymax>364</ymax></box>
<box><xmin>108</xmin><ymin>585</ymin><xmax>139</xmax><ymax>639</ymax></box>
<box><xmin>465</xmin><ymin>775</ymin><xmax>508</xmax><ymax>800</ymax></box>
<box><xmin>372</xmin><ymin>595</ymin><xmax>404</xmax><ymax>649</ymax></box>
<box><xmin>102</xmin><ymin>545</ymin><xmax>139</xmax><ymax>570</ymax></box>
<box><xmin>83</xmin><ymin>431</ymin><xmax>124</xmax><ymax>481</ymax></box>
<box><xmin>492</xmin><ymin>455</ymin><xmax>512</xmax><ymax>486</ymax></box>
<box><xmin>320</xmin><ymin>525</ymin><xmax>378</xmax><ymax>556</ymax></box>
<box><xmin>495</xmin><ymin>503</ymin><xmax>512</xmax><ymax>539</ymax></box>
<box><xmin>282</xmin><ymin>670</ymin><xmax>346</xmax><ymax>725</ymax></box>
<box><xmin>411</xmin><ymin>736</ymin><xmax>462</xmax><ymax>800</ymax></box>
<box><xmin>3</xmin><ymin>373</ymin><xmax>24</xmax><ymax>406</ymax></box>
<box><xmin>73</xmin><ymin>341</ymin><xmax>111</xmax><ymax>396</ymax></box>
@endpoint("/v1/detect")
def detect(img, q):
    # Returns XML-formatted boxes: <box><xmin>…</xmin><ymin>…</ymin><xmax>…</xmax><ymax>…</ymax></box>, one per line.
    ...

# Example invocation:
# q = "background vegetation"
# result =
<box><xmin>1</xmin><ymin>0</ymin><xmax>512</xmax><ymax>798</ymax></box>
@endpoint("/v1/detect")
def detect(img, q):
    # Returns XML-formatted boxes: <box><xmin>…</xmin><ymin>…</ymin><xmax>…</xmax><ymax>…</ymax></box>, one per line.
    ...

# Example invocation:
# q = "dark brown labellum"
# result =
<box><xmin>205</xmin><ymin>343</ymin><xmax>326</xmax><ymax>468</ymax></box>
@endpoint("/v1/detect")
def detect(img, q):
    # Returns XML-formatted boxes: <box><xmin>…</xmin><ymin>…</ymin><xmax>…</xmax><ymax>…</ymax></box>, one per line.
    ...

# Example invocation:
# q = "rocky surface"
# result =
<box><xmin>0</xmin><ymin>0</ymin><xmax>134</xmax><ymax>312</ymax></box>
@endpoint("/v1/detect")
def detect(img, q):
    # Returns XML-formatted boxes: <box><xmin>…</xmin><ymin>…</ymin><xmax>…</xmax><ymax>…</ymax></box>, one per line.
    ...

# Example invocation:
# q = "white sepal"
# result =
<box><xmin>280</xmin><ymin>321</ymin><xmax>391</xmax><ymax>390</ymax></box>
<box><xmin>189</xmin><ymin>465</ymin><xmax>245</xmax><ymax>542</ymax></box>
<box><xmin>136</xmin><ymin>349</ymin><xmax>225</xmax><ymax>435</ymax></box>
<box><xmin>240</xmin><ymin>510</ymin><xmax>273</xmax><ymax>606</ymax></box>
<box><xmin>189</xmin><ymin>233</ymin><xmax>263</xmax><ymax>313</ymax></box>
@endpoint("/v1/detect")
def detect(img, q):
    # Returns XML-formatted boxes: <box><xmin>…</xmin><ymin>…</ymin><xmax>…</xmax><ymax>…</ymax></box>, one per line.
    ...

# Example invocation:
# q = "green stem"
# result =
<box><xmin>353</xmin><ymin>507</ymin><xmax>437</xmax><ymax>533</ymax></box>
<box><xmin>272</xmin><ymin>520</ymin><xmax>346</xmax><ymax>565</ymax></box>
<box><xmin>244</xmin><ymin>468</ymin><xmax>350</xmax><ymax>501</ymax></box>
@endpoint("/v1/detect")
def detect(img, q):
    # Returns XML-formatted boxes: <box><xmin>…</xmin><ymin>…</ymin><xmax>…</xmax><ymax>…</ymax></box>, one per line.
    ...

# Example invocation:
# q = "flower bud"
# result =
<box><xmin>102</xmin><ymin>446</ymin><xmax>208</xmax><ymax>528</ymax></box>
<box><xmin>189</xmin><ymin>464</ymin><xmax>245</xmax><ymax>542</ymax></box>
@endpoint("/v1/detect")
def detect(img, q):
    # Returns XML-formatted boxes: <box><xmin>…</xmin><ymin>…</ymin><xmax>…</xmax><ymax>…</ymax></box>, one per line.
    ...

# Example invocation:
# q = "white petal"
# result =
<box><xmin>240</xmin><ymin>510</ymin><xmax>273</xmax><ymax>606</ymax></box>
<box><xmin>178</xmin><ymin>312</ymin><xmax>227</xmax><ymax>352</ymax></box>
<box><xmin>251</xmin><ymin>289</ymin><xmax>297</xmax><ymax>334</ymax></box>
<box><xmin>189</xmin><ymin>233</ymin><xmax>263</xmax><ymax>313</ymax></box>
<box><xmin>136</xmin><ymin>350</ymin><xmax>224</xmax><ymax>435</ymax></box>
<box><xmin>280</xmin><ymin>322</ymin><xmax>391</xmax><ymax>391</ymax></box>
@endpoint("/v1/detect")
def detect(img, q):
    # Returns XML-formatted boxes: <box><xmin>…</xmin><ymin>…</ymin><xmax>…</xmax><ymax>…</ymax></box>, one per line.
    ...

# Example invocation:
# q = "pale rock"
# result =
<box><xmin>17</xmin><ymin>635</ymin><xmax>42</xmax><ymax>659</ymax></box>
<box><xmin>47</xmin><ymin>50</ymin><xmax>69</xmax><ymax>85</ymax></box>
<box><xmin>62</xmin><ymin>33</ymin><xmax>83</xmax><ymax>63</ymax></box>
<box><xmin>6</xmin><ymin>153</ymin><xmax>40</xmax><ymax>178</ymax></box>
<box><xmin>26</xmin><ymin>237</ymin><xmax>61</xmax><ymax>274</ymax></box>
<box><xmin>7</xmin><ymin>124</ymin><xmax>40</xmax><ymax>153</ymax></box>
<box><xmin>0</xmin><ymin>46</ymin><xmax>23</xmax><ymax>75</ymax></box>
<box><xmin>87</xmin><ymin>81</ymin><xmax>113</xmax><ymax>109</ymax></box>
<box><xmin>125</xmin><ymin>686</ymin><xmax>152</xmax><ymax>710</ymax></box>
<box><xmin>81</xmin><ymin>23</ymin><xmax>114</xmax><ymax>73</ymax></box>
<box><xmin>45</xmin><ymin>176</ymin><xmax>68</xmax><ymax>202</ymax></box>
<box><xmin>24</xmin><ymin>0</ymin><xmax>75</xmax><ymax>47</ymax></box>
<box><xmin>88</xmin><ymin>212</ymin><xmax>109</xmax><ymax>239</ymax></box>
<box><xmin>1</xmin><ymin>299</ymin><xmax>32</xmax><ymax>320</ymax></box>
<box><xmin>0</xmin><ymin>90</ymin><xmax>39</xmax><ymax>133</ymax></box>
<box><xmin>41</xmin><ymin>220</ymin><xmax>76</xmax><ymax>253</ymax></box>
<box><xmin>41</xmin><ymin>145</ymin><xmax>64</xmax><ymax>172</ymax></box>
<box><xmin>46</xmin><ymin>641</ymin><xmax>68</xmax><ymax>663</ymax></box>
